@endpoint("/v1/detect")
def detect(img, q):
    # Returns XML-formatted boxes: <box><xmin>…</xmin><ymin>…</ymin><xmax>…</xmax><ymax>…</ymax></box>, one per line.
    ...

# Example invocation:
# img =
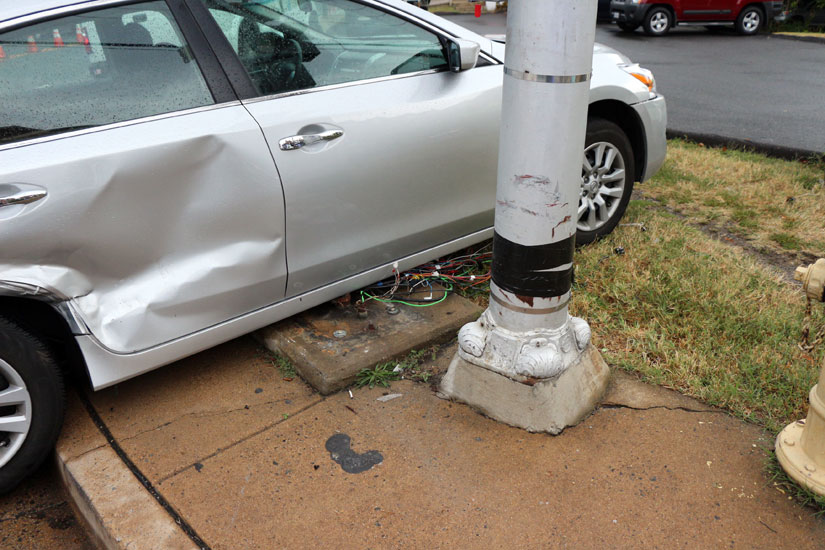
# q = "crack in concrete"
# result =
<box><xmin>156</xmin><ymin>397</ymin><xmax>326</xmax><ymax>484</ymax></box>
<box><xmin>66</xmin><ymin>442</ymin><xmax>108</xmax><ymax>462</ymax></box>
<box><xmin>599</xmin><ymin>402</ymin><xmax>724</xmax><ymax>415</ymax></box>
<box><xmin>115</xmin><ymin>397</ymin><xmax>318</xmax><ymax>443</ymax></box>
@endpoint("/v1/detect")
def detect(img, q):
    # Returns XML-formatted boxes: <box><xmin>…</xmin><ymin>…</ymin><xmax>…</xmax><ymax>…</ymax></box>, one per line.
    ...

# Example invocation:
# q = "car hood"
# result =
<box><xmin>486</xmin><ymin>34</ymin><xmax>631</xmax><ymax>65</ymax></box>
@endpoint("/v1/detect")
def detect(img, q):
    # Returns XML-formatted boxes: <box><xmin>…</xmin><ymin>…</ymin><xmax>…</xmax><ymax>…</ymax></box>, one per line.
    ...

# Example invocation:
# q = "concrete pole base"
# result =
<box><xmin>438</xmin><ymin>344</ymin><xmax>610</xmax><ymax>434</ymax></box>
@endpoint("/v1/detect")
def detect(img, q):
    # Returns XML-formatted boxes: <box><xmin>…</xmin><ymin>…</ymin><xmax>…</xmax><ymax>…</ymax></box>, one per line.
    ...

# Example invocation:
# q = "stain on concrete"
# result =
<box><xmin>325</xmin><ymin>433</ymin><xmax>383</xmax><ymax>474</ymax></box>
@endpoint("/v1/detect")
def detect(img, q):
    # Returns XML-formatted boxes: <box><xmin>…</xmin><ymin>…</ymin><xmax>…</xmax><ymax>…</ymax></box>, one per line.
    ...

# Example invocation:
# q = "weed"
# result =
<box><xmin>256</xmin><ymin>345</ymin><xmax>298</xmax><ymax>378</ymax></box>
<box><xmin>355</xmin><ymin>362</ymin><xmax>399</xmax><ymax>388</ymax></box>
<box><xmin>271</xmin><ymin>351</ymin><xmax>297</xmax><ymax>378</ymax></box>
<box><xmin>354</xmin><ymin>345</ymin><xmax>441</xmax><ymax>388</ymax></box>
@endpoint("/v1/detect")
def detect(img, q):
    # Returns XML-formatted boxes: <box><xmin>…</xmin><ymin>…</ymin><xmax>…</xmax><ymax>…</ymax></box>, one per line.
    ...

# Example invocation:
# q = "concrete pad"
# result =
<box><xmin>86</xmin><ymin>338</ymin><xmax>322</xmax><ymax>480</ymax></box>
<box><xmin>257</xmin><ymin>293</ymin><xmax>482</xmax><ymax>394</ymax></box>
<box><xmin>55</xmin><ymin>393</ymin><xmax>198</xmax><ymax>550</ymax></box>
<box><xmin>157</xmin><ymin>379</ymin><xmax>824</xmax><ymax>549</ymax></box>
<box><xmin>439</xmin><ymin>345</ymin><xmax>610</xmax><ymax>434</ymax></box>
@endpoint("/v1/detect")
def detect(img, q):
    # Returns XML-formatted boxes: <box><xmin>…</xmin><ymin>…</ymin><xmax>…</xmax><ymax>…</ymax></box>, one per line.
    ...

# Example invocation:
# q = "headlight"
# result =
<box><xmin>621</xmin><ymin>64</ymin><xmax>656</xmax><ymax>93</ymax></box>
<box><xmin>629</xmin><ymin>0</ymin><xmax>641</xmax><ymax>3</ymax></box>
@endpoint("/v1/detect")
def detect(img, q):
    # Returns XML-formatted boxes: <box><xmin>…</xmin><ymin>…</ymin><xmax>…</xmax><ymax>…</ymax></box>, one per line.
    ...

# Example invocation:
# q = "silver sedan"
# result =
<box><xmin>0</xmin><ymin>0</ymin><xmax>665</xmax><ymax>492</ymax></box>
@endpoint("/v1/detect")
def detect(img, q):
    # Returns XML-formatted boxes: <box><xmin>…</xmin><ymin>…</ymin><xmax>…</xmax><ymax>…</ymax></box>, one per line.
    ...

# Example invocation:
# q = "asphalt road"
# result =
<box><xmin>449</xmin><ymin>13</ymin><xmax>825</xmax><ymax>153</ymax></box>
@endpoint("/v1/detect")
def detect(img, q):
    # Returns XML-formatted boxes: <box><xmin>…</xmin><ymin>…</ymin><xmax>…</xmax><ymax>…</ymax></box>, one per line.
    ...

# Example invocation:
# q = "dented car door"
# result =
<box><xmin>0</xmin><ymin>1</ymin><xmax>287</xmax><ymax>353</ymax></box>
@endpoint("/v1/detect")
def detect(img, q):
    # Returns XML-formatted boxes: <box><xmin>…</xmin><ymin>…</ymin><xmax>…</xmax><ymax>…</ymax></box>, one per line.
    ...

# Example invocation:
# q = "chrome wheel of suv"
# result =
<box><xmin>577</xmin><ymin>118</ymin><xmax>635</xmax><ymax>245</ymax></box>
<box><xmin>643</xmin><ymin>7</ymin><xmax>672</xmax><ymax>36</ymax></box>
<box><xmin>736</xmin><ymin>6</ymin><xmax>763</xmax><ymax>35</ymax></box>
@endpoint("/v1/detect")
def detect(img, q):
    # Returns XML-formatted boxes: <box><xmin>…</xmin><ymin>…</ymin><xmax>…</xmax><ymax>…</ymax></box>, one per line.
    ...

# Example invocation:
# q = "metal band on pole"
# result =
<box><xmin>503</xmin><ymin>67</ymin><xmax>590</xmax><ymax>84</ymax></box>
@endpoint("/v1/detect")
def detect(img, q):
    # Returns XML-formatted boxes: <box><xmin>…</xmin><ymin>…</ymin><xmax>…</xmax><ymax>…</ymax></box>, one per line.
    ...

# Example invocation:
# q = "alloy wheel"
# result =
<box><xmin>650</xmin><ymin>12</ymin><xmax>669</xmax><ymax>33</ymax></box>
<box><xmin>578</xmin><ymin>141</ymin><xmax>627</xmax><ymax>233</ymax></box>
<box><xmin>742</xmin><ymin>11</ymin><xmax>761</xmax><ymax>32</ymax></box>
<box><xmin>0</xmin><ymin>359</ymin><xmax>32</xmax><ymax>468</ymax></box>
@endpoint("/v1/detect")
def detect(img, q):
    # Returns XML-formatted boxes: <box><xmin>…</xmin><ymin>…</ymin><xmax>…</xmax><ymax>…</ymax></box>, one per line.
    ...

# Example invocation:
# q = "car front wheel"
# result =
<box><xmin>736</xmin><ymin>6</ymin><xmax>763</xmax><ymax>35</ymax></box>
<box><xmin>0</xmin><ymin>317</ymin><xmax>65</xmax><ymax>494</ymax></box>
<box><xmin>643</xmin><ymin>7</ymin><xmax>672</xmax><ymax>36</ymax></box>
<box><xmin>577</xmin><ymin>118</ymin><xmax>635</xmax><ymax>245</ymax></box>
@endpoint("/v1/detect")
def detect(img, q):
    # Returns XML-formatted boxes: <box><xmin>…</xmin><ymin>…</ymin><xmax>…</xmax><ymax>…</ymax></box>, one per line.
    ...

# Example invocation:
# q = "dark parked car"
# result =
<box><xmin>610</xmin><ymin>0</ymin><xmax>785</xmax><ymax>35</ymax></box>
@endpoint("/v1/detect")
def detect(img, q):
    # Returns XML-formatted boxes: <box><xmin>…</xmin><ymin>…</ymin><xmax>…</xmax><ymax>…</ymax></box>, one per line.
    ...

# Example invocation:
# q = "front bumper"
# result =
<box><xmin>633</xmin><ymin>94</ymin><xmax>667</xmax><ymax>182</ymax></box>
<box><xmin>765</xmin><ymin>1</ymin><xmax>786</xmax><ymax>20</ymax></box>
<box><xmin>609</xmin><ymin>1</ymin><xmax>651</xmax><ymax>26</ymax></box>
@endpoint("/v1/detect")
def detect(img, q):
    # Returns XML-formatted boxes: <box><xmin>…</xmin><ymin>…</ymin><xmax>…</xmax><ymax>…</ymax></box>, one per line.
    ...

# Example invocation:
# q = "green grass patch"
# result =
<box><xmin>261</xmin><ymin>348</ymin><xmax>297</xmax><ymax>378</ymax></box>
<box><xmin>771</xmin><ymin>232</ymin><xmax>804</xmax><ymax>250</ymax></box>
<box><xmin>570</xmin><ymin>201</ymin><xmax>824</xmax><ymax>433</ymax></box>
<box><xmin>644</xmin><ymin>140</ymin><xmax>825</xmax><ymax>259</ymax></box>
<box><xmin>355</xmin><ymin>346</ymin><xmax>440</xmax><ymax>388</ymax></box>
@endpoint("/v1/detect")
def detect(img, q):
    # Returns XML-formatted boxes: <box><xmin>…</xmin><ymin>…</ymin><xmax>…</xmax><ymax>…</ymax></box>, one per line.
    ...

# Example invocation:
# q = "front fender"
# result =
<box><xmin>0</xmin><ymin>274</ymin><xmax>89</xmax><ymax>334</ymax></box>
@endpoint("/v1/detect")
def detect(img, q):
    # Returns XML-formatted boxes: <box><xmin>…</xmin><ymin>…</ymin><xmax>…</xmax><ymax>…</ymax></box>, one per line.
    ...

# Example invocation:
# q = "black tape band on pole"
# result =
<box><xmin>491</xmin><ymin>232</ymin><xmax>575</xmax><ymax>297</ymax></box>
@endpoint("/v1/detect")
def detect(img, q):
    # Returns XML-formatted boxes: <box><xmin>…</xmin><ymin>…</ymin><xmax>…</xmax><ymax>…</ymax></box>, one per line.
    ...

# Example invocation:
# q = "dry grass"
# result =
<box><xmin>643</xmin><ymin>140</ymin><xmax>825</xmax><ymax>258</ymax></box>
<box><xmin>570</xmin><ymin>200</ymin><xmax>825</xmax><ymax>432</ymax></box>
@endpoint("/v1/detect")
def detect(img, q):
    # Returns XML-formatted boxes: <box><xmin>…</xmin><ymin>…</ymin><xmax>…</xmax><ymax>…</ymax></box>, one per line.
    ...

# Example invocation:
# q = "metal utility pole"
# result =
<box><xmin>440</xmin><ymin>0</ymin><xmax>609</xmax><ymax>433</ymax></box>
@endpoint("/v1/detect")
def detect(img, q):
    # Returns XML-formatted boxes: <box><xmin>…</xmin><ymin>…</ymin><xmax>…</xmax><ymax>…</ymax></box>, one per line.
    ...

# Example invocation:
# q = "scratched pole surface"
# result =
<box><xmin>490</xmin><ymin>0</ymin><xmax>597</xmax><ymax>334</ymax></box>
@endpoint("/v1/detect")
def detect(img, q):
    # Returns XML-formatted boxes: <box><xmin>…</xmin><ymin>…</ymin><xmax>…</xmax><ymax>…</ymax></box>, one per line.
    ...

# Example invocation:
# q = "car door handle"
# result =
<box><xmin>0</xmin><ymin>188</ymin><xmax>47</xmax><ymax>208</ymax></box>
<box><xmin>278</xmin><ymin>129</ymin><xmax>344</xmax><ymax>151</ymax></box>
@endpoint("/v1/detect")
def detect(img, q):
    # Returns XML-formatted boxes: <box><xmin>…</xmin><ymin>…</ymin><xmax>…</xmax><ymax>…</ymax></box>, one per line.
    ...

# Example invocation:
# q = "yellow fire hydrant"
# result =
<box><xmin>776</xmin><ymin>258</ymin><xmax>825</xmax><ymax>495</ymax></box>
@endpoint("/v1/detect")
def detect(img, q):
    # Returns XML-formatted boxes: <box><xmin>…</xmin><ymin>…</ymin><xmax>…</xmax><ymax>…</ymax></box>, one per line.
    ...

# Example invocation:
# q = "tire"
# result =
<box><xmin>0</xmin><ymin>317</ymin><xmax>65</xmax><ymax>494</ymax></box>
<box><xmin>643</xmin><ymin>7</ymin><xmax>672</xmax><ymax>36</ymax></box>
<box><xmin>618</xmin><ymin>22</ymin><xmax>639</xmax><ymax>32</ymax></box>
<box><xmin>736</xmin><ymin>6</ymin><xmax>763</xmax><ymax>35</ymax></box>
<box><xmin>577</xmin><ymin>118</ymin><xmax>635</xmax><ymax>245</ymax></box>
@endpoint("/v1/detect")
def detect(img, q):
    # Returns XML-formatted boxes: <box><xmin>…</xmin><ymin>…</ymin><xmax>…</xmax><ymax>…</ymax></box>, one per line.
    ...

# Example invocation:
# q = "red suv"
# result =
<box><xmin>610</xmin><ymin>1</ymin><xmax>786</xmax><ymax>35</ymax></box>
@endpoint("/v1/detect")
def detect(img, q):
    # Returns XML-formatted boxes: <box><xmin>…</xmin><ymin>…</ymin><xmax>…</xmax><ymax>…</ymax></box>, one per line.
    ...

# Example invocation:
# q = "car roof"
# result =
<box><xmin>0</xmin><ymin>0</ymin><xmax>98</xmax><ymax>25</ymax></box>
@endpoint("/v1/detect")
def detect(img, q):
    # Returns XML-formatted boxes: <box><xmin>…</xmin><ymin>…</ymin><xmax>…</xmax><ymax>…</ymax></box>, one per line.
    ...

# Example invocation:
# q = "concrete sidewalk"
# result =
<box><xmin>56</xmin><ymin>337</ymin><xmax>823</xmax><ymax>549</ymax></box>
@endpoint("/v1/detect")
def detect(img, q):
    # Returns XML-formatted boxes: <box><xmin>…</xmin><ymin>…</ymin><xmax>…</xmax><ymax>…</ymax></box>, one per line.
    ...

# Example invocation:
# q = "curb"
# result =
<box><xmin>771</xmin><ymin>32</ymin><xmax>825</xmax><ymax>45</ymax></box>
<box><xmin>666</xmin><ymin>129</ymin><xmax>824</xmax><ymax>160</ymax></box>
<box><xmin>55</xmin><ymin>391</ymin><xmax>205</xmax><ymax>550</ymax></box>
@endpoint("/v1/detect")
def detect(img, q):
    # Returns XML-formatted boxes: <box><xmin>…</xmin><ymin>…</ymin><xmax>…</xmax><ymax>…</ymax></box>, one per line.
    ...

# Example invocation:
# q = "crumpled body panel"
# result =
<box><xmin>0</xmin><ymin>104</ymin><xmax>287</xmax><ymax>353</ymax></box>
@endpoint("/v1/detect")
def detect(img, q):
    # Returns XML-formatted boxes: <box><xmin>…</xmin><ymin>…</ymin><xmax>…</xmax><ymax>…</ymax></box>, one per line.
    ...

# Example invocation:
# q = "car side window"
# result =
<box><xmin>201</xmin><ymin>0</ymin><xmax>449</xmax><ymax>97</ymax></box>
<box><xmin>0</xmin><ymin>1</ymin><xmax>214</xmax><ymax>146</ymax></box>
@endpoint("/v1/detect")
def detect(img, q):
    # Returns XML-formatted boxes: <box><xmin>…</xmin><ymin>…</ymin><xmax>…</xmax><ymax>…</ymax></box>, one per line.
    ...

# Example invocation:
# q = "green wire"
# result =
<box><xmin>359</xmin><ymin>282</ymin><xmax>452</xmax><ymax>308</ymax></box>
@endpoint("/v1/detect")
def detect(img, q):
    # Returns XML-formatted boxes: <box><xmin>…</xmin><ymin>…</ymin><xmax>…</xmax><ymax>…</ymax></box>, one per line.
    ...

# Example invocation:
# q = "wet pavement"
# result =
<box><xmin>55</xmin><ymin>336</ymin><xmax>825</xmax><ymax>549</ymax></box>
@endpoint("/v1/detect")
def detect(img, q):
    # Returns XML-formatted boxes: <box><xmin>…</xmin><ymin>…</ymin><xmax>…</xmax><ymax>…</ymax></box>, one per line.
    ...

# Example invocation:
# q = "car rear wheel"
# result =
<box><xmin>643</xmin><ymin>7</ymin><xmax>672</xmax><ymax>36</ymax></box>
<box><xmin>618</xmin><ymin>22</ymin><xmax>639</xmax><ymax>32</ymax></box>
<box><xmin>577</xmin><ymin>118</ymin><xmax>635</xmax><ymax>245</ymax></box>
<box><xmin>736</xmin><ymin>6</ymin><xmax>763</xmax><ymax>35</ymax></box>
<box><xmin>0</xmin><ymin>317</ymin><xmax>65</xmax><ymax>494</ymax></box>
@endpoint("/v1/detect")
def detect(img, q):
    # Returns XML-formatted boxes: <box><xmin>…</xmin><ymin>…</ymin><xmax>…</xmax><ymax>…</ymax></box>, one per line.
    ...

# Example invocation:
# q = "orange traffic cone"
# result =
<box><xmin>0</xmin><ymin>45</ymin><xmax>5</xmax><ymax>62</ymax></box>
<box><xmin>81</xmin><ymin>27</ymin><xmax>92</xmax><ymax>53</ymax></box>
<box><xmin>53</xmin><ymin>28</ymin><xmax>64</xmax><ymax>47</ymax></box>
<box><xmin>75</xmin><ymin>24</ymin><xmax>84</xmax><ymax>44</ymax></box>
<box><xmin>27</xmin><ymin>35</ymin><xmax>37</xmax><ymax>53</ymax></box>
